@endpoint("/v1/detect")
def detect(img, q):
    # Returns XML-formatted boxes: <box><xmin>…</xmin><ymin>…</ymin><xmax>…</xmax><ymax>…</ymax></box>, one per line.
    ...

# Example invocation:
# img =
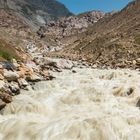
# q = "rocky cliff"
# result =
<box><xmin>0</xmin><ymin>0</ymin><xmax>73</xmax><ymax>29</ymax></box>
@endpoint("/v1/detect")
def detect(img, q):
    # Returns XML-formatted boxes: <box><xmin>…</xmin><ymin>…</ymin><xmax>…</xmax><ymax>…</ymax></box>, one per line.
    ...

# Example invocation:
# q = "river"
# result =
<box><xmin>0</xmin><ymin>68</ymin><xmax>140</xmax><ymax>140</ymax></box>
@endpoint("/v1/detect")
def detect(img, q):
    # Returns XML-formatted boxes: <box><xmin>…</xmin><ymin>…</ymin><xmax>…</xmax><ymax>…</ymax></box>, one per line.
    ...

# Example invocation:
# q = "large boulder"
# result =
<box><xmin>26</xmin><ymin>74</ymin><xmax>42</xmax><ymax>82</ymax></box>
<box><xmin>4</xmin><ymin>70</ymin><xmax>19</xmax><ymax>81</ymax></box>
<box><xmin>45</xmin><ymin>58</ymin><xmax>74</xmax><ymax>70</ymax></box>
<box><xmin>56</xmin><ymin>59</ymin><xmax>74</xmax><ymax>69</ymax></box>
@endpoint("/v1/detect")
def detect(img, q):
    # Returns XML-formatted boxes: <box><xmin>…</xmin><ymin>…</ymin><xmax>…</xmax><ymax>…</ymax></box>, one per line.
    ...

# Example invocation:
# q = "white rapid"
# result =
<box><xmin>0</xmin><ymin>68</ymin><xmax>140</xmax><ymax>140</ymax></box>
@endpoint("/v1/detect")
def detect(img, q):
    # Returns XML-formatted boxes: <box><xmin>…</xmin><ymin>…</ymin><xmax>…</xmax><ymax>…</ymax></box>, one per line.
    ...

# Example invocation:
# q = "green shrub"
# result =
<box><xmin>0</xmin><ymin>51</ymin><xmax>13</xmax><ymax>61</ymax></box>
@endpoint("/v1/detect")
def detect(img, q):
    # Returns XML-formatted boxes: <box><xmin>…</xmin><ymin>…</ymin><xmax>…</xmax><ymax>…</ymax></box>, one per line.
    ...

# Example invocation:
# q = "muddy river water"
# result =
<box><xmin>0</xmin><ymin>68</ymin><xmax>140</xmax><ymax>140</ymax></box>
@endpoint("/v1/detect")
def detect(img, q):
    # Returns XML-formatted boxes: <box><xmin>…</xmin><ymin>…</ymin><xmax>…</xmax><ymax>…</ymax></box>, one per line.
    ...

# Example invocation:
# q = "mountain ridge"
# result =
<box><xmin>0</xmin><ymin>0</ymin><xmax>73</xmax><ymax>29</ymax></box>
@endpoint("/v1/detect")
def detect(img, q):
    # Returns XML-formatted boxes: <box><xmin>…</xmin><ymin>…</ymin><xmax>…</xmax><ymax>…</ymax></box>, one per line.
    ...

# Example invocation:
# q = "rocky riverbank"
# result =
<box><xmin>0</xmin><ymin>54</ymin><xmax>82</xmax><ymax>111</ymax></box>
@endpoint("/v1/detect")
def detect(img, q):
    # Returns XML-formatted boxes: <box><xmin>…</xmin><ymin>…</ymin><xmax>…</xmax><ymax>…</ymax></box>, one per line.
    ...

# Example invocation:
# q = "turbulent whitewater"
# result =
<box><xmin>0</xmin><ymin>68</ymin><xmax>140</xmax><ymax>140</ymax></box>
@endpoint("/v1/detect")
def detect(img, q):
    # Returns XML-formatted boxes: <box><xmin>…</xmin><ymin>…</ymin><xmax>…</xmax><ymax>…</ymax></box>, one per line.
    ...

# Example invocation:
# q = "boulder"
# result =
<box><xmin>44</xmin><ymin>59</ymin><xmax>74</xmax><ymax>70</ymax></box>
<box><xmin>4</xmin><ymin>70</ymin><xmax>19</xmax><ymax>81</ymax></box>
<box><xmin>0</xmin><ymin>62</ymin><xmax>16</xmax><ymax>71</ymax></box>
<box><xmin>9</xmin><ymin>82</ymin><xmax>20</xmax><ymax>95</ymax></box>
<box><xmin>18</xmin><ymin>78</ymin><xmax>29</xmax><ymax>88</ymax></box>
<box><xmin>26</xmin><ymin>74</ymin><xmax>42</xmax><ymax>82</ymax></box>
<box><xmin>0</xmin><ymin>92</ymin><xmax>12</xmax><ymax>103</ymax></box>
<box><xmin>0</xmin><ymin>99</ymin><xmax>6</xmax><ymax>110</ymax></box>
<box><xmin>58</xmin><ymin>59</ymin><xmax>73</xmax><ymax>69</ymax></box>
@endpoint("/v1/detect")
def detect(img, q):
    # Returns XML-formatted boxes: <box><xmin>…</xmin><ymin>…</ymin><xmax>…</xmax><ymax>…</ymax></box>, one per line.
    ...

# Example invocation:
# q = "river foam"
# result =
<box><xmin>0</xmin><ymin>68</ymin><xmax>140</xmax><ymax>140</ymax></box>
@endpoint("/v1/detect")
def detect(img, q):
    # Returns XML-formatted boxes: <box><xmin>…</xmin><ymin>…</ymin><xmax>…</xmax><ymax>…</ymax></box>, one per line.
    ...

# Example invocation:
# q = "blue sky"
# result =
<box><xmin>58</xmin><ymin>0</ymin><xmax>133</xmax><ymax>14</ymax></box>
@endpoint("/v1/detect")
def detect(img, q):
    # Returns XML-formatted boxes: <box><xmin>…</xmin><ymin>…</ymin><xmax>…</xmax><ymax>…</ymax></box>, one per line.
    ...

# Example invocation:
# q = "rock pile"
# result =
<box><xmin>0</xmin><ymin>59</ymin><xmax>53</xmax><ymax>110</ymax></box>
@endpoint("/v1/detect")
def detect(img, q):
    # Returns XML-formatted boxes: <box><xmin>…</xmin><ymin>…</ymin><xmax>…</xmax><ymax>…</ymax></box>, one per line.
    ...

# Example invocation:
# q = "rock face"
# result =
<box><xmin>0</xmin><ymin>0</ymin><xmax>73</xmax><ymax>28</ymax></box>
<box><xmin>39</xmin><ymin>11</ymin><xmax>105</xmax><ymax>40</ymax></box>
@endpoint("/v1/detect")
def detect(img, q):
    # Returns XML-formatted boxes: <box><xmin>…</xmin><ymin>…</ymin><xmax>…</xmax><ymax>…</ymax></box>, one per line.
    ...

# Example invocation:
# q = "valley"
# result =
<box><xmin>0</xmin><ymin>0</ymin><xmax>140</xmax><ymax>139</ymax></box>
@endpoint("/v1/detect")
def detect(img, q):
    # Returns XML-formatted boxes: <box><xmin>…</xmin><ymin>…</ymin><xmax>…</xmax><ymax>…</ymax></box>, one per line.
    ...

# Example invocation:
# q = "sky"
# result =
<box><xmin>57</xmin><ymin>0</ymin><xmax>133</xmax><ymax>14</ymax></box>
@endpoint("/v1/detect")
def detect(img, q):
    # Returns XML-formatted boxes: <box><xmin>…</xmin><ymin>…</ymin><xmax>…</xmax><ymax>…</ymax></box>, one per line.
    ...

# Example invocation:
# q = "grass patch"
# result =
<box><xmin>0</xmin><ymin>39</ymin><xmax>21</xmax><ymax>61</ymax></box>
<box><xmin>0</xmin><ymin>51</ymin><xmax>13</xmax><ymax>61</ymax></box>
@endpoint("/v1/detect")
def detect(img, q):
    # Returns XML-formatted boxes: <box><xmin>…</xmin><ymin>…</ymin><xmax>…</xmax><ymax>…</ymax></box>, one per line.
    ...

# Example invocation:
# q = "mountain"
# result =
<box><xmin>52</xmin><ymin>0</ymin><xmax>140</xmax><ymax>68</ymax></box>
<box><xmin>42</xmin><ymin>10</ymin><xmax>105</xmax><ymax>39</ymax></box>
<box><xmin>0</xmin><ymin>0</ymin><xmax>73</xmax><ymax>29</ymax></box>
<box><xmin>37</xmin><ymin>10</ymin><xmax>105</xmax><ymax>47</ymax></box>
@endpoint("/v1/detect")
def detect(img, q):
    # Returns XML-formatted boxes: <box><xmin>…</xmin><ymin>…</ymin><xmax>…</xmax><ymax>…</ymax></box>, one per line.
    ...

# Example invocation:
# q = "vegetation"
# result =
<box><xmin>0</xmin><ymin>51</ymin><xmax>13</xmax><ymax>61</ymax></box>
<box><xmin>0</xmin><ymin>40</ymin><xmax>20</xmax><ymax>61</ymax></box>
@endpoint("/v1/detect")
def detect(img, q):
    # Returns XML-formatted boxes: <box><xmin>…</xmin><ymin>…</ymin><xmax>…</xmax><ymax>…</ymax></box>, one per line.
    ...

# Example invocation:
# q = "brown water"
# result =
<box><xmin>0</xmin><ymin>68</ymin><xmax>140</xmax><ymax>140</ymax></box>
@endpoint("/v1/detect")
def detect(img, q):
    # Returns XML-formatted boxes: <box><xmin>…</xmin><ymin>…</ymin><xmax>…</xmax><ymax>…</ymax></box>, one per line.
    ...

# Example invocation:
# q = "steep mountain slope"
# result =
<box><xmin>53</xmin><ymin>0</ymin><xmax>140</xmax><ymax>68</ymax></box>
<box><xmin>0</xmin><ymin>0</ymin><xmax>72</xmax><ymax>29</ymax></box>
<box><xmin>0</xmin><ymin>9</ymin><xmax>32</xmax><ymax>61</ymax></box>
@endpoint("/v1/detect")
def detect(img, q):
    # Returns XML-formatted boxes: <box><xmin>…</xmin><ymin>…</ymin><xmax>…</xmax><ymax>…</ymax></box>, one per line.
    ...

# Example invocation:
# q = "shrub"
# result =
<box><xmin>0</xmin><ymin>51</ymin><xmax>13</xmax><ymax>61</ymax></box>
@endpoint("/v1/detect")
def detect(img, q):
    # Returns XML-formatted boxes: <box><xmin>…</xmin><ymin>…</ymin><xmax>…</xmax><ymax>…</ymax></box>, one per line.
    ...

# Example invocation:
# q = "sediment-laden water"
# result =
<box><xmin>0</xmin><ymin>68</ymin><xmax>140</xmax><ymax>140</ymax></box>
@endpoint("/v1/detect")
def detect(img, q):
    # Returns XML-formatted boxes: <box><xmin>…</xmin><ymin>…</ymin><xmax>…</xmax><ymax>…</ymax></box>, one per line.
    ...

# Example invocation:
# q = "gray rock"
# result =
<box><xmin>4</xmin><ymin>70</ymin><xmax>19</xmax><ymax>81</ymax></box>
<box><xmin>26</xmin><ymin>74</ymin><xmax>42</xmax><ymax>82</ymax></box>
<box><xmin>55</xmin><ymin>59</ymin><xmax>74</xmax><ymax>69</ymax></box>
<box><xmin>0</xmin><ymin>62</ymin><xmax>16</xmax><ymax>71</ymax></box>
